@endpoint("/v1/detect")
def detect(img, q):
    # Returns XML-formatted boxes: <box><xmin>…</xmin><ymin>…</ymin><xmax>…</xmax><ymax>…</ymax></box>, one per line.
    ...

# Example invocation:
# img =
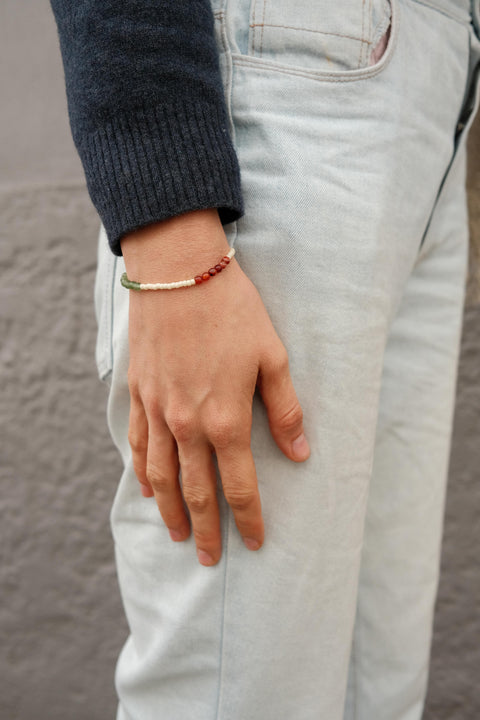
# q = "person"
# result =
<box><xmin>50</xmin><ymin>1</ymin><xmax>480</xmax><ymax>718</ymax></box>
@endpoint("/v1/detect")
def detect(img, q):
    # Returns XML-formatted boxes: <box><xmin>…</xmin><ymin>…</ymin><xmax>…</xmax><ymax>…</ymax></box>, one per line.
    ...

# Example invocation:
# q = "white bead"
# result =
<box><xmin>135</xmin><ymin>247</ymin><xmax>234</xmax><ymax>290</ymax></box>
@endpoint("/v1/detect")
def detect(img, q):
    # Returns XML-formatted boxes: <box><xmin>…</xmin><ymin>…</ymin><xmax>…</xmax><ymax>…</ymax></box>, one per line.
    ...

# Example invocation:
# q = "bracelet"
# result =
<box><xmin>120</xmin><ymin>247</ymin><xmax>236</xmax><ymax>291</ymax></box>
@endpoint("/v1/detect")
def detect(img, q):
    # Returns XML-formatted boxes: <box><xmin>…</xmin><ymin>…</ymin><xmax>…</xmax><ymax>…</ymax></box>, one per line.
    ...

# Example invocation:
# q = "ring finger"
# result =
<box><xmin>146</xmin><ymin>417</ymin><xmax>190</xmax><ymax>542</ymax></box>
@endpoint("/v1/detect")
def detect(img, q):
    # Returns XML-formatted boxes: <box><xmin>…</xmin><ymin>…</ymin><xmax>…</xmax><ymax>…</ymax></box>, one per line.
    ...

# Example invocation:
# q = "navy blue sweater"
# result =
<box><xmin>50</xmin><ymin>0</ymin><xmax>244</xmax><ymax>256</ymax></box>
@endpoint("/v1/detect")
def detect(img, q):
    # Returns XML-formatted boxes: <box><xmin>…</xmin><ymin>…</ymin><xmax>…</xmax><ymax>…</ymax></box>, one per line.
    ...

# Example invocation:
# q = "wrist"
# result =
<box><xmin>120</xmin><ymin>208</ymin><xmax>232</xmax><ymax>282</ymax></box>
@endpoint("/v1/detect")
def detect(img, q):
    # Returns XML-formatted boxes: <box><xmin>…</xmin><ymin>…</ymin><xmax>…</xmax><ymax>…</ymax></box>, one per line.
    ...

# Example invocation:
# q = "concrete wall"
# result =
<box><xmin>1</xmin><ymin>2</ymin><xmax>478</xmax><ymax>718</ymax></box>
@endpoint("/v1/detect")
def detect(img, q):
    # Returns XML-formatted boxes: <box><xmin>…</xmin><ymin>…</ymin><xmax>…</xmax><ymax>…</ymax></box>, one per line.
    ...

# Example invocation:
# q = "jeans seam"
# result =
<box><xmin>260</xmin><ymin>0</ymin><xmax>267</xmax><ymax>57</ymax></box>
<box><xmin>109</xmin><ymin>255</ymin><xmax>117</xmax><ymax>375</ymax></box>
<box><xmin>212</xmin><ymin>14</ymin><xmax>236</xmax><ymax>715</ymax></box>
<box><xmin>217</xmin><ymin>10</ymin><xmax>235</xmax><ymax>137</ymax></box>
<box><xmin>353</xmin><ymin>586</ymin><xmax>361</xmax><ymax>720</ymax></box>
<box><xmin>97</xmin><ymin>248</ymin><xmax>116</xmax><ymax>381</ymax></box>
<box><xmin>358</xmin><ymin>0</ymin><xmax>367</xmax><ymax>68</ymax></box>
<box><xmin>214</xmin><ymin>504</ymin><xmax>231</xmax><ymax>720</ymax></box>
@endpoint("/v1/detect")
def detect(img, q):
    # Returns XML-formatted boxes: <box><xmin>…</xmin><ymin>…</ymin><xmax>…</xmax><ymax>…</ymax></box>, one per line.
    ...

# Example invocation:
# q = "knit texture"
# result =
<box><xmin>50</xmin><ymin>0</ymin><xmax>244</xmax><ymax>255</ymax></box>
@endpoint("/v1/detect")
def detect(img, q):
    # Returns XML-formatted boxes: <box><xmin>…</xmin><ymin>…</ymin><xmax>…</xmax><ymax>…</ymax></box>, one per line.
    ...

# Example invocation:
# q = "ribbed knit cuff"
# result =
<box><xmin>78</xmin><ymin>97</ymin><xmax>244</xmax><ymax>256</ymax></box>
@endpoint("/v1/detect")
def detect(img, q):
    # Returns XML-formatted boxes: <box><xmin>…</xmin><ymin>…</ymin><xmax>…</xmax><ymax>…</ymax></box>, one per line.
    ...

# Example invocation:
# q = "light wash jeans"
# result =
<box><xmin>94</xmin><ymin>1</ymin><xmax>480</xmax><ymax>718</ymax></box>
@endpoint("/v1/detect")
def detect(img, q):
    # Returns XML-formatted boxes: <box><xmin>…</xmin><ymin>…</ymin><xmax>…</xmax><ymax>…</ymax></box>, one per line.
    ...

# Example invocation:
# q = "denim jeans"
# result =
<box><xmin>94</xmin><ymin>1</ymin><xmax>480</xmax><ymax>718</ymax></box>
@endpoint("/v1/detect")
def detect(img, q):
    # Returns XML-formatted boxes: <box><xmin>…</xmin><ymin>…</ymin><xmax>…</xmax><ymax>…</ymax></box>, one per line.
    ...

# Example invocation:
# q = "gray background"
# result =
<box><xmin>1</xmin><ymin>1</ymin><xmax>478</xmax><ymax>718</ymax></box>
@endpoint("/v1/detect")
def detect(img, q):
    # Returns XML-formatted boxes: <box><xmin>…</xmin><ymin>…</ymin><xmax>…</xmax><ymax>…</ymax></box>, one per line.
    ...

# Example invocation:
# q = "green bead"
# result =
<box><xmin>120</xmin><ymin>272</ymin><xmax>141</xmax><ymax>291</ymax></box>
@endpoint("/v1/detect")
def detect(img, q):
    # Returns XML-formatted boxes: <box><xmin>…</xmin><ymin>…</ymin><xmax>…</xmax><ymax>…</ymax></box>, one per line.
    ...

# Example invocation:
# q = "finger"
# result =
<box><xmin>146</xmin><ymin>418</ymin><xmax>191</xmax><ymax>542</ymax></box>
<box><xmin>216</xmin><ymin>443</ymin><xmax>264</xmax><ymax>553</ymax></box>
<box><xmin>179</xmin><ymin>442</ymin><xmax>222</xmax><ymax>567</ymax></box>
<box><xmin>128</xmin><ymin>398</ymin><xmax>154</xmax><ymax>497</ymax></box>
<box><xmin>258</xmin><ymin>345</ymin><xmax>310</xmax><ymax>462</ymax></box>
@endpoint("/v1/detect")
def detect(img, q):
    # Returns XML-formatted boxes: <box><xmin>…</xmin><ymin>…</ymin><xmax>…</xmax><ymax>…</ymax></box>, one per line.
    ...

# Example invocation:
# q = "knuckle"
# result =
<box><xmin>128</xmin><ymin>430</ymin><xmax>147</xmax><ymax>454</ymax></box>
<box><xmin>127</xmin><ymin>366</ymin><xmax>137</xmax><ymax>387</ymax></box>
<box><xmin>224</xmin><ymin>485</ymin><xmax>256</xmax><ymax>512</ymax></box>
<box><xmin>277</xmin><ymin>404</ymin><xmax>303</xmax><ymax>433</ymax></box>
<box><xmin>127</xmin><ymin>370</ymin><xmax>141</xmax><ymax>398</ymax></box>
<box><xmin>165</xmin><ymin>410</ymin><xmax>196</xmax><ymax>443</ymax></box>
<box><xmin>162</xmin><ymin>512</ymin><xmax>184</xmax><ymax>528</ymax></box>
<box><xmin>143</xmin><ymin>394</ymin><xmax>162</xmax><ymax>418</ymax></box>
<box><xmin>146</xmin><ymin>464</ymin><xmax>171</xmax><ymax>493</ymax></box>
<box><xmin>182</xmin><ymin>487</ymin><xmax>211</xmax><ymax>514</ymax></box>
<box><xmin>206</xmin><ymin>413</ymin><xmax>244</xmax><ymax>448</ymax></box>
<box><xmin>270</xmin><ymin>347</ymin><xmax>289</xmax><ymax>375</ymax></box>
<box><xmin>192</xmin><ymin>527</ymin><xmax>217</xmax><ymax>546</ymax></box>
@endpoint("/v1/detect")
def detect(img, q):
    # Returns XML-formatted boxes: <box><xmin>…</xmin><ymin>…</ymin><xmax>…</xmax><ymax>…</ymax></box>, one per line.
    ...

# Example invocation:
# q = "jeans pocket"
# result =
<box><xmin>454</xmin><ymin>18</ymin><xmax>480</xmax><ymax>148</ymax></box>
<box><xmin>240</xmin><ymin>0</ymin><xmax>394</xmax><ymax>75</ymax></box>
<box><xmin>473</xmin><ymin>0</ymin><xmax>480</xmax><ymax>39</ymax></box>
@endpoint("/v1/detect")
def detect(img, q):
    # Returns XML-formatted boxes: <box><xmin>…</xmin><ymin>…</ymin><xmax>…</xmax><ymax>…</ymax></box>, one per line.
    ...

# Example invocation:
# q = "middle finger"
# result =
<box><xmin>179</xmin><ymin>441</ymin><xmax>222</xmax><ymax>566</ymax></box>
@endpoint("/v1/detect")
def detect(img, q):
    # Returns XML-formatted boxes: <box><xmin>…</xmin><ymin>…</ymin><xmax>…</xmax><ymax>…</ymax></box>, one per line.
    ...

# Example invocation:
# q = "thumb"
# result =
<box><xmin>258</xmin><ymin>346</ymin><xmax>310</xmax><ymax>462</ymax></box>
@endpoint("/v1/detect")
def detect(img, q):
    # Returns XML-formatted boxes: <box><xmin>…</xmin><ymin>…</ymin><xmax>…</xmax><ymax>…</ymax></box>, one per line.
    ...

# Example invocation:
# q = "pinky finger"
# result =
<box><xmin>128</xmin><ymin>399</ymin><xmax>154</xmax><ymax>497</ymax></box>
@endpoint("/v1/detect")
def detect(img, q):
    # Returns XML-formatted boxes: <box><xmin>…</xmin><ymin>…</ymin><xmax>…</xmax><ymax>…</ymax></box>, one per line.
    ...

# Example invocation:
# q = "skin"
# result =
<box><xmin>120</xmin><ymin>208</ymin><xmax>310</xmax><ymax>566</ymax></box>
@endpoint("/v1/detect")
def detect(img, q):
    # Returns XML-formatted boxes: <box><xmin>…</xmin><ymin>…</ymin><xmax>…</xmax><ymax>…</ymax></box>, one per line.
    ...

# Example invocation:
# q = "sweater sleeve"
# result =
<box><xmin>49</xmin><ymin>0</ymin><xmax>244</xmax><ymax>256</ymax></box>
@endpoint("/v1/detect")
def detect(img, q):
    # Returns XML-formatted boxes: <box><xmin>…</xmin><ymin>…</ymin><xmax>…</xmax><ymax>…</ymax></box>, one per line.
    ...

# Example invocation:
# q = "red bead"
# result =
<box><xmin>202</xmin><ymin>272</ymin><xmax>210</xmax><ymax>281</ymax></box>
<box><xmin>208</xmin><ymin>268</ymin><xmax>217</xmax><ymax>276</ymax></box>
<box><xmin>222</xmin><ymin>256</ymin><xmax>230</xmax><ymax>264</ymax></box>
<box><xmin>219</xmin><ymin>261</ymin><xmax>227</xmax><ymax>269</ymax></box>
<box><xmin>194</xmin><ymin>276</ymin><xmax>203</xmax><ymax>284</ymax></box>
<box><xmin>215</xmin><ymin>264</ymin><xmax>223</xmax><ymax>272</ymax></box>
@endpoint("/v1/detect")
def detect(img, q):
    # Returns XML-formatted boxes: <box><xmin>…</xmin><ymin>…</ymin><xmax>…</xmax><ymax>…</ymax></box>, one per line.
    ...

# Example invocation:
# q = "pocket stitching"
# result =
<box><xmin>259</xmin><ymin>0</ymin><xmax>267</xmax><ymax>58</ymax></box>
<box><xmin>233</xmin><ymin>0</ymin><xmax>398</xmax><ymax>82</ymax></box>
<box><xmin>358</xmin><ymin>0</ymin><xmax>368</xmax><ymax>68</ymax></box>
<box><xmin>250</xmin><ymin>0</ymin><xmax>259</xmax><ymax>56</ymax></box>
<box><xmin>249</xmin><ymin>23</ymin><xmax>374</xmax><ymax>44</ymax></box>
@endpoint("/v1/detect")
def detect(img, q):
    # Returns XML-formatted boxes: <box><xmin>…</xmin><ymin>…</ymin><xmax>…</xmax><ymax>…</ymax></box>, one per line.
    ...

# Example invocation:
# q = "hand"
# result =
<box><xmin>121</xmin><ymin>209</ymin><xmax>310</xmax><ymax>566</ymax></box>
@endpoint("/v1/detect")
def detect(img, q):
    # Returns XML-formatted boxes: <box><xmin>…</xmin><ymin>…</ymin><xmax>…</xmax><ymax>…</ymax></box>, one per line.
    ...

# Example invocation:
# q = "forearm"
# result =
<box><xmin>50</xmin><ymin>0</ymin><xmax>244</xmax><ymax>255</ymax></box>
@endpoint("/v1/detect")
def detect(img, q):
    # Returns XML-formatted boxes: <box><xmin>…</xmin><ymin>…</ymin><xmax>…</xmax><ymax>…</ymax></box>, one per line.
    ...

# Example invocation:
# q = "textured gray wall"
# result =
<box><xmin>1</xmin><ymin>2</ymin><xmax>478</xmax><ymax>718</ymax></box>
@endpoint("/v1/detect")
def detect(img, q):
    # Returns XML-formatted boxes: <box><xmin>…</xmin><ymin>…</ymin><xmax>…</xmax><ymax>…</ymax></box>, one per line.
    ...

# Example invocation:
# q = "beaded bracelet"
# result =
<box><xmin>120</xmin><ymin>247</ymin><xmax>236</xmax><ymax>291</ymax></box>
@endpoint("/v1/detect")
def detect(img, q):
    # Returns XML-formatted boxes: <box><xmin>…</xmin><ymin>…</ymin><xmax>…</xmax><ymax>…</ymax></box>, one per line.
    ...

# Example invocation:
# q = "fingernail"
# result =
<box><xmin>291</xmin><ymin>433</ymin><xmax>310</xmax><ymax>460</ymax></box>
<box><xmin>197</xmin><ymin>549</ymin><xmax>215</xmax><ymax>566</ymax></box>
<box><xmin>141</xmin><ymin>484</ymin><xmax>153</xmax><ymax>497</ymax></box>
<box><xmin>243</xmin><ymin>537</ymin><xmax>260</xmax><ymax>551</ymax></box>
<box><xmin>169</xmin><ymin>529</ymin><xmax>184</xmax><ymax>542</ymax></box>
